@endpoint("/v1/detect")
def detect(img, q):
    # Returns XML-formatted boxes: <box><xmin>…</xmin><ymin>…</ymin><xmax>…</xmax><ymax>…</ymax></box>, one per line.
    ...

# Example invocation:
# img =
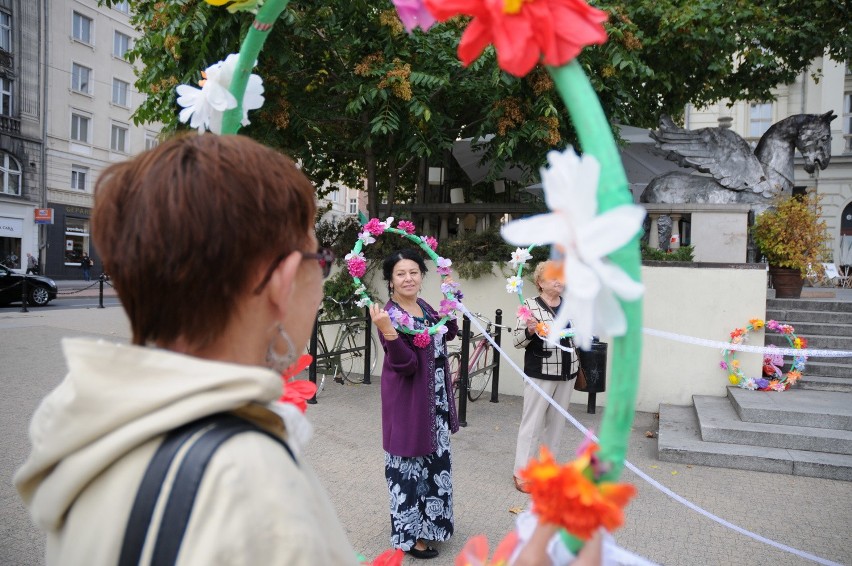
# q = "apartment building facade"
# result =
<box><xmin>683</xmin><ymin>56</ymin><xmax>852</xmax><ymax>266</ymax></box>
<box><xmin>44</xmin><ymin>0</ymin><xmax>161</xmax><ymax>279</ymax></box>
<box><xmin>0</xmin><ymin>1</ymin><xmax>45</xmax><ymax>272</ymax></box>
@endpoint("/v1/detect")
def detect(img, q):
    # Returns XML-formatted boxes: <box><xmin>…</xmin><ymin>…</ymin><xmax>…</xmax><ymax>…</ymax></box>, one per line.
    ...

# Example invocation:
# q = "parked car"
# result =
<box><xmin>0</xmin><ymin>265</ymin><xmax>58</xmax><ymax>306</ymax></box>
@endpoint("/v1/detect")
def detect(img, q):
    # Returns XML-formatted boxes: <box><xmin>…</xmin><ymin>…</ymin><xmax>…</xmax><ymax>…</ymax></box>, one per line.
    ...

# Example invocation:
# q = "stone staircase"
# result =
<box><xmin>658</xmin><ymin>297</ymin><xmax>852</xmax><ymax>481</ymax></box>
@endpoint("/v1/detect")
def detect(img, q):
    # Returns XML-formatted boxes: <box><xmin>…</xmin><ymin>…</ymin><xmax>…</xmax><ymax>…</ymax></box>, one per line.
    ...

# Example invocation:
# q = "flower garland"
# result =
<box><xmin>346</xmin><ymin>217</ymin><xmax>462</xmax><ymax>346</ymax></box>
<box><xmin>506</xmin><ymin>244</ymin><xmax>575</xmax><ymax>342</ymax></box>
<box><xmin>721</xmin><ymin>319</ymin><xmax>808</xmax><ymax>391</ymax></box>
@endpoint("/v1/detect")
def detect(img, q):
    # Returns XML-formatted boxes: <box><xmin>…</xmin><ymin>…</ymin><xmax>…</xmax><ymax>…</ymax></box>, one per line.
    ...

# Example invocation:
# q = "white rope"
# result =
<box><xmin>457</xmin><ymin>304</ymin><xmax>842</xmax><ymax>566</ymax></box>
<box><xmin>643</xmin><ymin>327</ymin><xmax>852</xmax><ymax>358</ymax></box>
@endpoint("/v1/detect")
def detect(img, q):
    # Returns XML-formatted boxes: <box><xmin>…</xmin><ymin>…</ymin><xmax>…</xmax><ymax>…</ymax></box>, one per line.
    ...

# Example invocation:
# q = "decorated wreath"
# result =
<box><xmin>721</xmin><ymin>318</ymin><xmax>808</xmax><ymax>391</ymax></box>
<box><xmin>346</xmin><ymin>217</ymin><xmax>462</xmax><ymax>343</ymax></box>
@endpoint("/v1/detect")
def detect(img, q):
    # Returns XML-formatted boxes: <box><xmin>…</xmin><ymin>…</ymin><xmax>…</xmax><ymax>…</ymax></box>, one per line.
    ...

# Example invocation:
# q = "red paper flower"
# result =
<box><xmin>455</xmin><ymin>532</ymin><xmax>519</xmax><ymax>565</ymax></box>
<box><xmin>519</xmin><ymin>445</ymin><xmax>636</xmax><ymax>540</ymax></box>
<box><xmin>279</xmin><ymin>354</ymin><xmax>316</xmax><ymax>413</ymax></box>
<box><xmin>362</xmin><ymin>549</ymin><xmax>405</xmax><ymax>566</ymax></box>
<box><xmin>425</xmin><ymin>0</ymin><xmax>608</xmax><ymax>77</ymax></box>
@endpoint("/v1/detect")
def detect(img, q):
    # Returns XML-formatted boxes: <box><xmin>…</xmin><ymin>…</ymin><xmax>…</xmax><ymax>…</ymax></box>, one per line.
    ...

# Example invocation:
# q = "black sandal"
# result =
<box><xmin>406</xmin><ymin>546</ymin><xmax>439</xmax><ymax>559</ymax></box>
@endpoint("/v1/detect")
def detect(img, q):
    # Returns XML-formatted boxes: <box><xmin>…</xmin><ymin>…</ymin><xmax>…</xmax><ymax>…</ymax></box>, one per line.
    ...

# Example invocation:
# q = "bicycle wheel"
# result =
<box><xmin>447</xmin><ymin>352</ymin><xmax>462</xmax><ymax>400</ymax></box>
<box><xmin>467</xmin><ymin>344</ymin><xmax>494</xmax><ymax>402</ymax></box>
<box><xmin>338</xmin><ymin>323</ymin><xmax>378</xmax><ymax>384</ymax></box>
<box><xmin>312</xmin><ymin>341</ymin><xmax>332</xmax><ymax>396</ymax></box>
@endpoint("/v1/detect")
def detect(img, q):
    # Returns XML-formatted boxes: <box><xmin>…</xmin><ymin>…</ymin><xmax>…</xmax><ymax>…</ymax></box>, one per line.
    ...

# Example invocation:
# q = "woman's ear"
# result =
<box><xmin>265</xmin><ymin>251</ymin><xmax>302</xmax><ymax>318</ymax></box>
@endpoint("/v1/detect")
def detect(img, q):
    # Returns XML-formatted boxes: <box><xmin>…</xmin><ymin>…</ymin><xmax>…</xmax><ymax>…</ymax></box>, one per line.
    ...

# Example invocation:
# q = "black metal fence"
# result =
<box><xmin>455</xmin><ymin>309</ymin><xmax>504</xmax><ymax>427</ymax></box>
<box><xmin>306</xmin><ymin>307</ymin><xmax>373</xmax><ymax>404</ymax></box>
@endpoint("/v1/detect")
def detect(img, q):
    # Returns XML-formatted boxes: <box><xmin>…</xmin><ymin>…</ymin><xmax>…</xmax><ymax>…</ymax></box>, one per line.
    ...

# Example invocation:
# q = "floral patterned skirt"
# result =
<box><xmin>384</xmin><ymin>367</ymin><xmax>454</xmax><ymax>550</ymax></box>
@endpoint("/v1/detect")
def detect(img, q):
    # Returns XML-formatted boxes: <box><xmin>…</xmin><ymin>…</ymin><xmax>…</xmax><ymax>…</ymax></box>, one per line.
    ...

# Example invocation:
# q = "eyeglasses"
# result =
<box><xmin>253</xmin><ymin>247</ymin><xmax>335</xmax><ymax>295</ymax></box>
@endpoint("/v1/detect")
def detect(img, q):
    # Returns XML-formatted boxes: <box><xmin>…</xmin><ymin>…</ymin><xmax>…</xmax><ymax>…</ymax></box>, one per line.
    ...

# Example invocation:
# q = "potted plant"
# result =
<box><xmin>751</xmin><ymin>193</ymin><xmax>831</xmax><ymax>298</ymax></box>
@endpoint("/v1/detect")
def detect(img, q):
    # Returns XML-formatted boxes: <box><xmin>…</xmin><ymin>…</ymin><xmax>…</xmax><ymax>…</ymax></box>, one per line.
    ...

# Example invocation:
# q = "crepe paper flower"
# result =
<box><xmin>439</xmin><ymin>298</ymin><xmax>459</xmax><ymax>317</ymax></box>
<box><xmin>455</xmin><ymin>532</ymin><xmax>520</xmax><ymax>566</ymax></box>
<box><xmin>517</xmin><ymin>305</ymin><xmax>534</xmax><ymax>322</ymax></box>
<box><xmin>358</xmin><ymin>231</ymin><xmax>377</xmax><ymax>246</ymax></box>
<box><xmin>719</xmin><ymin>361</ymin><xmax>728</xmax><ymax>371</ymax></box>
<box><xmin>205</xmin><ymin>0</ymin><xmax>263</xmax><ymax>14</ymax></box>
<box><xmin>743</xmin><ymin>378</ymin><xmax>758</xmax><ymax>390</ymax></box>
<box><xmin>176</xmin><ymin>54</ymin><xmax>264</xmax><ymax>134</ymax></box>
<box><xmin>501</xmin><ymin>148</ymin><xmax>645</xmax><ymax>350</ymax></box>
<box><xmin>360</xmin><ymin>548</ymin><xmax>405</xmax><ymax>566</ymax></box>
<box><xmin>505</xmin><ymin>276</ymin><xmax>524</xmax><ymax>294</ymax></box>
<box><xmin>397</xmin><ymin>220</ymin><xmax>417</xmax><ymax>234</ymax></box>
<box><xmin>728</xmin><ymin>374</ymin><xmax>739</xmax><ymax>385</ymax></box>
<box><xmin>794</xmin><ymin>337</ymin><xmax>805</xmax><ymax>349</ymax></box>
<box><xmin>535</xmin><ymin>321</ymin><xmax>550</xmax><ymax>337</ymax></box>
<box><xmin>730</xmin><ymin>328</ymin><xmax>745</xmax><ymax>340</ymax></box>
<box><xmin>441</xmin><ymin>280</ymin><xmax>460</xmax><ymax>295</ymax></box>
<box><xmin>749</xmin><ymin>318</ymin><xmax>765</xmax><ymax>329</ymax></box>
<box><xmin>731</xmin><ymin>360</ymin><xmax>740</xmax><ymax>369</ymax></box>
<box><xmin>280</xmin><ymin>354</ymin><xmax>313</xmax><ymax>382</ymax></box>
<box><xmin>756</xmin><ymin>378</ymin><xmax>769</xmax><ymax>389</ymax></box>
<box><xmin>413</xmin><ymin>329</ymin><xmax>431</xmax><ymax>348</ymax></box>
<box><xmin>436</xmin><ymin>325</ymin><xmax>449</xmax><ymax>336</ymax></box>
<box><xmin>355</xmin><ymin>296</ymin><xmax>372</xmax><ymax>308</ymax></box>
<box><xmin>766</xmin><ymin>320</ymin><xmax>781</xmax><ymax>331</ymax></box>
<box><xmin>391</xmin><ymin>0</ymin><xmax>437</xmax><ymax>33</ymax></box>
<box><xmin>425</xmin><ymin>0</ymin><xmax>608</xmax><ymax>78</ymax></box>
<box><xmin>509</xmin><ymin>247</ymin><xmax>533</xmax><ymax>269</ymax></box>
<box><xmin>364</xmin><ymin>218</ymin><xmax>387</xmax><ymax>236</ymax></box>
<box><xmin>389</xmin><ymin>307</ymin><xmax>415</xmax><ymax>330</ymax></box>
<box><xmin>768</xmin><ymin>380</ymin><xmax>786</xmax><ymax>392</ymax></box>
<box><xmin>787</xmin><ymin>370</ymin><xmax>802</xmax><ymax>384</ymax></box>
<box><xmin>436</xmin><ymin>257</ymin><xmax>453</xmax><ymax>276</ymax></box>
<box><xmin>519</xmin><ymin>445</ymin><xmax>636</xmax><ymax>541</ymax></box>
<box><xmin>345</xmin><ymin>252</ymin><xmax>367</xmax><ymax>278</ymax></box>
<box><xmin>422</xmin><ymin>235</ymin><xmax>439</xmax><ymax>251</ymax></box>
<box><xmin>764</xmin><ymin>345</ymin><xmax>783</xmax><ymax>367</ymax></box>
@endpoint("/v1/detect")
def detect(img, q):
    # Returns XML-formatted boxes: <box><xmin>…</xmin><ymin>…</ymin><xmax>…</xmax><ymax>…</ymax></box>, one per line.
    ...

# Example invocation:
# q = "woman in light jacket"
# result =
<box><xmin>512</xmin><ymin>260</ymin><xmax>579</xmax><ymax>492</ymax></box>
<box><xmin>14</xmin><ymin>134</ymin><xmax>358</xmax><ymax>565</ymax></box>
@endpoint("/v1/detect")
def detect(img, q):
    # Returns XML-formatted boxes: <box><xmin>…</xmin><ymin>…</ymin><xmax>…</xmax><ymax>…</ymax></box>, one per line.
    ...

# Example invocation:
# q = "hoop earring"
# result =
<box><xmin>266</xmin><ymin>323</ymin><xmax>296</xmax><ymax>374</ymax></box>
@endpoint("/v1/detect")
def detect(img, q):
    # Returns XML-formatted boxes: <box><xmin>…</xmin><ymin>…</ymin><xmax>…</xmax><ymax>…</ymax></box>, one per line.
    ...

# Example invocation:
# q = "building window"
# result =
<box><xmin>71</xmin><ymin>63</ymin><xmax>92</xmax><ymax>94</ymax></box>
<box><xmin>112</xmin><ymin>78</ymin><xmax>129</xmax><ymax>106</ymax></box>
<box><xmin>844</xmin><ymin>92</ymin><xmax>852</xmax><ymax>152</ymax></box>
<box><xmin>72</xmin><ymin>12</ymin><xmax>93</xmax><ymax>45</ymax></box>
<box><xmin>0</xmin><ymin>152</ymin><xmax>21</xmax><ymax>196</ymax></box>
<box><xmin>64</xmin><ymin>218</ymin><xmax>90</xmax><ymax>265</ymax></box>
<box><xmin>0</xmin><ymin>76</ymin><xmax>11</xmax><ymax>115</ymax></box>
<box><xmin>71</xmin><ymin>113</ymin><xmax>91</xmax><ymax>143</ymax></box>
<box><xmin>145</xmin><ymin>132</ymin><xmax>159</xmax><ymax>150</ymax></box>
<box><xmin>113</xmin><ymin>1</ymin><xmax>130</xmax><ymax>14</ymax></box>
<box><xmin>348</xmin><ymin>198</ymin><xmax>358</xmax><ymax>215</ymax></box>
<box><xmin>748</xmin><ymin>102</ymin><xmax>772</xmax><ymax>138</ymax></box>
<box><xmin>0</xmin><ymin>12</ymin><xmax>11</xmax><ymax>53</ymax></box>
<box><xmin>71</xmin><ymin>166</ymin><xmax>88</xmax><ymax>191</ymax></box>
<box><xmin>111</xmin><ymin>124</ymin><xmax>129</xmax><ymax>153</ymax></box>
<box><xmin>113</xmin><ymin>31</ymin><xmax>131</xmax><ymax>59</ymax></box>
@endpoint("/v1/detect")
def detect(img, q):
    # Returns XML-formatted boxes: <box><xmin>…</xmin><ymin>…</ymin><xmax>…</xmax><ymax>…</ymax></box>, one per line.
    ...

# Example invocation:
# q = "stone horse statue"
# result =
<box><xmin>641</xmin><ymin>111</ymin><xmax>837</xmax><ymax>210</ymax></box>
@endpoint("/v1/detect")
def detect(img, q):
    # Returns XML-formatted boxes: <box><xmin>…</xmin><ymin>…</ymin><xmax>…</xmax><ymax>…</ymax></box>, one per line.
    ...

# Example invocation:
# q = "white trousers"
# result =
<box><xmin>513</xmin><ymin>377</ymin><xmax>574</xmax><ymax>475</ymax></box>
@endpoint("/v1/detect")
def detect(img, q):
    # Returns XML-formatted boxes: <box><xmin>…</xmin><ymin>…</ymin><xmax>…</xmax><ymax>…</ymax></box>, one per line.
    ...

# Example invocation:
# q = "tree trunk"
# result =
<box><xmin>386</xmin><ymin>134</ymin><xmax>398</xmax><ymax>216</ymax></box>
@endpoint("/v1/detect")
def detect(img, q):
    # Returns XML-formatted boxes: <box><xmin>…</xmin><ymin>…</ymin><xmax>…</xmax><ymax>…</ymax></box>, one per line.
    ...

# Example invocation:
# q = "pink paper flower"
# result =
<box><xmin>346</xmin><ymin>252</ymin><xmax>367</xmax><ymax>278</ymax></box>
<box><xmin>413</xmin><ymin>329</ymin><xmax>431</xmax><ymax>348</ymax></box>
<box><xmin>364</xmin><ymin>218</ymin><xmax>386</xmax><ymax>236</ymax></box>
<box><xmin>422</xmin><ymin>236</ymin><xmax>438</xmax><ymax>251</ymax></box>
<box><xmin>438</xmin><ymin>298</ymin><xmax>458</xmax><ymax>317</ymax></box>
<box><xmin>391</xmin><ymin>0</ymin><xmax>436</xmax><ymax>33</ymax></box>
<box><xmin>517</xmin><ymin>305</ymin><xmax>534</xmax><ymax>322</ymax></box>
<box><xmin>436</xmin><ymin>257</ymin><xmax>452</xmax><ymax>276</ymax></box>
<box><xmin>397</xmin><ymin>220</ymin><xmax>416</xmax><ymax>234</ymax></box>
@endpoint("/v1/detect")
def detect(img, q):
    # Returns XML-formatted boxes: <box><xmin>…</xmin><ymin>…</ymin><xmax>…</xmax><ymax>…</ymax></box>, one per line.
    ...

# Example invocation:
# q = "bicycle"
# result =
<box><xmin>313</xmin><ymin>296</ymin><xmax>379</xmax><ymax>396</ymax></box>
<box><xmin>448</xmin><ymin>312</ymin><xmax>510</xmax><ymax>402</ymax></box>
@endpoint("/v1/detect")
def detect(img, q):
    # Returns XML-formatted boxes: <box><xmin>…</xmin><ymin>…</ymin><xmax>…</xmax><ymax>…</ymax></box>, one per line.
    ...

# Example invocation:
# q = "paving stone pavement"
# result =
<box><xmin>1</xmin><ymin>306</ymin><xmax>850</xmax><ymax>566</ymax></box>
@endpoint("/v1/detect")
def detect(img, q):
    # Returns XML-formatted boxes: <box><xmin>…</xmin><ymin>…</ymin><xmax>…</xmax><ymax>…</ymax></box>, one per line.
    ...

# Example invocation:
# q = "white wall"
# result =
<box><xmin>352</xmin><ymin>262</ymin><xmax>767</xmax><ymax>413</ymax></box>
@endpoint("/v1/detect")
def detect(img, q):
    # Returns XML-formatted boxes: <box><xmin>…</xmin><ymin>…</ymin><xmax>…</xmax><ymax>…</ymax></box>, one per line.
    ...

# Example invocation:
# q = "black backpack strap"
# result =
<box><xmin>119</xmin><ymin>413</ymin><xmax>296</xmax><ymax>566</ymax></box>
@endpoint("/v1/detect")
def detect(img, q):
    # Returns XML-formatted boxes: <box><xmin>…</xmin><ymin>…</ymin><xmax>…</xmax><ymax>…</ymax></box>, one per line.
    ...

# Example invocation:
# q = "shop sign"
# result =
<box><xmin>34</xmin><ymin>208</ymin><xmax>54</xmax><ymax>225</ymax></box>
<box><xmin>0</xmin><ymin>216</ymin><xmax>23</xmax><ymax>237</ymax></box>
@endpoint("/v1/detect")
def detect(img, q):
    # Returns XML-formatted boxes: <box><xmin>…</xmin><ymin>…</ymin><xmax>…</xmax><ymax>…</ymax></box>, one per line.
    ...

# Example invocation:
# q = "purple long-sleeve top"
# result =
<box><xmin>379</xmin><ymin>298</ymin><xmax>460</xmax><ymax>457</ymax></box>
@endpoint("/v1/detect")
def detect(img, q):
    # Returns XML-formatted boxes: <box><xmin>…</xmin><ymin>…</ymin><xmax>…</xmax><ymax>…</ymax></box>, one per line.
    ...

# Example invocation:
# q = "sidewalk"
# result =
<box><xmin>54</xmin><ymin>278</ymin><xmax>117</xmax><ymax>299</ymax></box>
<box><xmin>1</xmin><ymin>307</ymin><xmax>849</xmax><ymax>565</ymax></box>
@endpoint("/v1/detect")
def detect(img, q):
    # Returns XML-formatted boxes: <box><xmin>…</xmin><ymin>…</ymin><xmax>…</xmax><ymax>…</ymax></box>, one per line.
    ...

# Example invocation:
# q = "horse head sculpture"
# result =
<box><xmin>641</xmin><ymin>111</ymin><xmax>836</xmax><ymax>206</ymax></box>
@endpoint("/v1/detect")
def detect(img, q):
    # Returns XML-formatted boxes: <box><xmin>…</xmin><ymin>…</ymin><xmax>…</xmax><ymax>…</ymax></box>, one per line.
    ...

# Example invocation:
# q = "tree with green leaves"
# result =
<box><xmin>102</xmin><ymin>0</ymin><xmax>851</xmax><ymax>212</ymax></box>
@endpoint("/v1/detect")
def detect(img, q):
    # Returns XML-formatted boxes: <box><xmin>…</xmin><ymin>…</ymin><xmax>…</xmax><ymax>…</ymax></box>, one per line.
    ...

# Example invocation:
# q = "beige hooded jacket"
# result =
<box><xmin>14</xmin><ymin>338</ymin><xmax>358</xmax><ymax>566</ymax></box>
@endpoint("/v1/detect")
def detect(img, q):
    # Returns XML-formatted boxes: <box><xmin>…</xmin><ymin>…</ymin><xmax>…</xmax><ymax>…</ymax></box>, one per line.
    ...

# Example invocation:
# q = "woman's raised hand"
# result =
<box><xmin>369</xmin><ymin>304</ymin><xmax>395</xmax><ymax>334</ymax></box>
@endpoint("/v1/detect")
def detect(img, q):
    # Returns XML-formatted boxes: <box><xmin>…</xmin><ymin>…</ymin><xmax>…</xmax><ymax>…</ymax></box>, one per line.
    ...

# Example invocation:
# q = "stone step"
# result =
<box><xmin>777</xmin><ymin>321</ymin><xmax>852</xmax><ymax>337</ymax></box>
<box><xmin>765</xmin><ymin>332</ymin><xmax>852</xmax><ymax>354</ymax></box>
<box><xmin>727</xmin><ymin>386</ymin><xmax>852</xmax><ymax>431</ymax></box>
<box><xmin>658</xmin><ymin>404</ymin><xmax>852</xmax><ymax>481</ymax></box>
<box><xmin>803</xmin><ymin>360</ymin><xmax>852</xmax><ymax>379</ymax></box>
<box><xmin>766</xmin><ymin>309</ymin><xmax>852</xmax><ymax>325</ymax></box>
<box><xmin>767</xmin><ymin>298</ymin><xmax>852</xmax><ymax>313</ymax></box>
<box><xmin>798</xmin><ymin>376</ymin><xmax>852</xmax><ymax>393</ymax></box>
<box><xmin>694</xmin><ymin>395</ymin><xmax>852</xmax><ymax>454</ymax></box>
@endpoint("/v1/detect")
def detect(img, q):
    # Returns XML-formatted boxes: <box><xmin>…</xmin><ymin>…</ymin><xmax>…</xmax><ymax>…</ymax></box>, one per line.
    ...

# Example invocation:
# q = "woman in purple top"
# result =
<box><xmin>368</xmin><ymin>248</ymin><xmax>459</xmax><ymax>560</ymax></box>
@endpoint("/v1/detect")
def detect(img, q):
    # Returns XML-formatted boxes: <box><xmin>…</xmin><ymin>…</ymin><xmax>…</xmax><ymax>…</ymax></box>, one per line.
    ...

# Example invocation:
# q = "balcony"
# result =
<box><xmin>0</xmin><ymin>115</ymin><xmax>20</xmax><ymax>133</ymax></box>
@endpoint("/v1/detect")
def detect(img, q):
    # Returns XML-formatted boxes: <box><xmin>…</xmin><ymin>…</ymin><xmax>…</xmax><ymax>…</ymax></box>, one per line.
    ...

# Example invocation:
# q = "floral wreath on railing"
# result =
<box><xmin>174</xmin><ymin>0</ymin><xmax>646</xmax><ymax>562</ymax></box>
<box><xmin>346</xmin><ymin>217</ymin><xmax>462</xmax><ymax>348</ymax></box>
<box><xmin>506</xmin><ymin>245</ymin><xmax>576</xmax><ymax>341</ymax></box>
<box><xmin>721</xmin><ymin>319</ymin><xmax>808</xmax><ymax>391</ymax></box>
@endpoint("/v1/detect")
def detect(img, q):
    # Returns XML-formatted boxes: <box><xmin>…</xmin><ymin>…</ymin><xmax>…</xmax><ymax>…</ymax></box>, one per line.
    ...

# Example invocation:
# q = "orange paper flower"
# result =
<box><xmin>455</xmin><ymin>532</ymin><xmax>519</xmax><ymax>566</ymax></box>
<box><xmin>519</xmin><ymin>445</ymin><xmax>636</xmax><ymax>540</ymax></box>
<box><xmin>425</xmin><ymin>0</ymin><xmax>608</xmax><ymax>77</ymax></box>
<box><xmin>535</xmin><ymin>321</ymin><xmax>551</xmax><ymax>337</ymax></box>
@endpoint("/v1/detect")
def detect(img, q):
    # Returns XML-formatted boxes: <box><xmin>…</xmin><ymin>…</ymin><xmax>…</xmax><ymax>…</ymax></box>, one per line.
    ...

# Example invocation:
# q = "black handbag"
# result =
<box><xmin>118</xmin><ymin>414</ymin><xmax>296</xmax><ymax>566</ymax></box>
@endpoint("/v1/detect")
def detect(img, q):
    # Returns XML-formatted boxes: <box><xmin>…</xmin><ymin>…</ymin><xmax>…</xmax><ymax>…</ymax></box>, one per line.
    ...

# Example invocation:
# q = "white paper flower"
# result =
<box><xmin>501</xmin><ymin>147</ymin><xmax>645</xmax><ymax>350</ymax></box>
<box><xmin>176</xmin><ymin>53</ymin><xmax>265</xmax><ymax>134</ymax></box>
<box><xmin>505</xmin><ymin>276</ymin><xmax>524</xmax><ymax>294</ymax></box>
<box><xmin>509</xmin><ymin>247</ymin><xmax>533</xmax><ymax>269</ymax></box>
<box><xmin>358</xmin><ymin>231</ymin><xmax>376</xmax><ymax>246</ymax></box>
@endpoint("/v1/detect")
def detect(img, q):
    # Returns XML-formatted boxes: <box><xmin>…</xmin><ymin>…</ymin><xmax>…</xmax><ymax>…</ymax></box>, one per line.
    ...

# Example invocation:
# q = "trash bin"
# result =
<box><xmin>575</xmin><ymin>339</ymin><xmax>607</xmax><ymax>413</ymax></box>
